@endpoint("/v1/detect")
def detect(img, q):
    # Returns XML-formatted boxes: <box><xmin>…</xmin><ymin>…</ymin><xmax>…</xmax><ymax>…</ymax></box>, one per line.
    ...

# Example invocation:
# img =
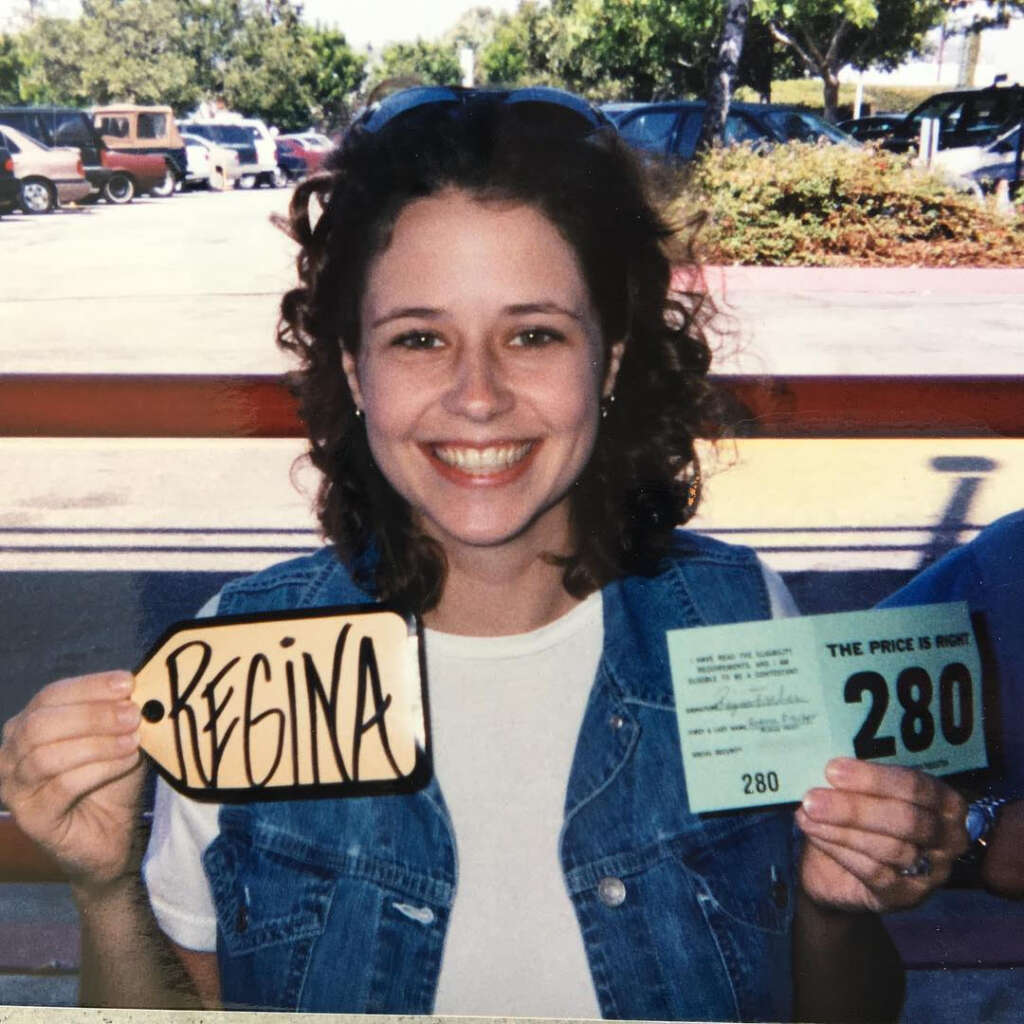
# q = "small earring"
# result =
<box><xmin>601</xmin><ymin>393</ymin><xmax>615</xmax><ymax>420</ymax></box>
<box><xmin>354</xmin><ymin>407</ymin><xmax>363</xmax><ymax>419</ymax></box>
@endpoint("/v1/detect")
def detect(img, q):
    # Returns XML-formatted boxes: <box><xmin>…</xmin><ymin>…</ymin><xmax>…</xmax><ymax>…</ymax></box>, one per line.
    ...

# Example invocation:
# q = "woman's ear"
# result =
<box><xmin>341</xmin><ymin>349</ymin><xmax>364</xmax><ymax>413</ymax></box>
<box><xmin>603</xmin><ymin>341</ymin><xmax>625</xmax><ymax>399</ymax></box>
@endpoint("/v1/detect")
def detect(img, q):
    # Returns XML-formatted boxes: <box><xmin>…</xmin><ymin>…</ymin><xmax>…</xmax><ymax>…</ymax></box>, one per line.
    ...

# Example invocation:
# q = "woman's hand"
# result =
<box><xmin>0</xmin><ymin>671</ymin><xmax>145</xmax><ymax>894</ymax></box>
<box><xmin>797</xmin><ymin>757</ymin><xmax>968</xmax><ymax>913</ymax></box>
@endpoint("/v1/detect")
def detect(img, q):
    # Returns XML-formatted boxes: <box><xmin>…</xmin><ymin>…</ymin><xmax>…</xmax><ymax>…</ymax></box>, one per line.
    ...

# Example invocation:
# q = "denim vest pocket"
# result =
<box><xmin>677</xmin><ymin>810</ymin><xmax>796</xmax><ymax>934</ymax></box>
<box><xmin>205</xmin><ymin>818</ymin><xmax>453</xmax><ymax>1012</ymax></box>
<box><xmin>675</xmin><ymin>809</ymin><xmax>796</xmax><ymax>1021</ymax></box>
<box><xmin>565</xmin><ymin>810</ymin><xmax>794</xmax><ymax>1021</ymax></box>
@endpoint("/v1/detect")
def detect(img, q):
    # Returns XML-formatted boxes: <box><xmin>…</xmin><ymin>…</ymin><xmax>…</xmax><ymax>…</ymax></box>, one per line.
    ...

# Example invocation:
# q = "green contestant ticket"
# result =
<box><xmin>667</xmin><ymin>602</ymin><xmax>987</xmax><ymax>814</ymax></box>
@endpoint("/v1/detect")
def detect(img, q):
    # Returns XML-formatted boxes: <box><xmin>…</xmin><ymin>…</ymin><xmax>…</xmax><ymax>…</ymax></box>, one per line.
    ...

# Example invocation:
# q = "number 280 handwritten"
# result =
<box><xmin>844</xmin><ymin>662</ymin><xmax>974</xmax><ymax>759</ymax></box>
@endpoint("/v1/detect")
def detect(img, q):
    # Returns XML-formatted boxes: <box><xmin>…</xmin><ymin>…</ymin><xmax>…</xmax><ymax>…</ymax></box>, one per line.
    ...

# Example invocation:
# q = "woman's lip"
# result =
<box><xmin>420</xmin><ymin>441</ymin><xmax>539</xmax><ymax>486</ymax></box>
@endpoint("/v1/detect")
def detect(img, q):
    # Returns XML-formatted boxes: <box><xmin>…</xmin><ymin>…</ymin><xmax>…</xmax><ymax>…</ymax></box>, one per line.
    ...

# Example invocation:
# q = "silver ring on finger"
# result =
<box><xmin>898</xmin><ymin>853</ymin><xmax>933</xmax><ymax>878</ymax></box>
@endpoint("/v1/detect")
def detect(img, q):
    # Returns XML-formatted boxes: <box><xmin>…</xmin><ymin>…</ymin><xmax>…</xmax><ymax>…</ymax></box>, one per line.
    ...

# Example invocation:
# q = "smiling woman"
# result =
<box><xmin>0</xmin><ymin>87</ymin><xmax>971</xmax><ymax>1022</ymax></box>
<box><xmin>345</xmin><ymin>191</ymin><xmax>613</xmax><ymax>624</ymax></box>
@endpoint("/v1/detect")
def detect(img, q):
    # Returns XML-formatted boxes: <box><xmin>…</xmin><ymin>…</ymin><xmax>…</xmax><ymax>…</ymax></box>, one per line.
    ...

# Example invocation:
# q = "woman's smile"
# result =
<box><xmin>424</xmin><ymin>440</ymin><xmax>538</xmax><ymax>484</ymax></box>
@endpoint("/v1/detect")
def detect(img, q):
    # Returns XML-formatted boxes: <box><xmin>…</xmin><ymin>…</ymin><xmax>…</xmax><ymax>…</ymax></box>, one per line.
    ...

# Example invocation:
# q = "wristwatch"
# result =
<box><xmin>962</xmin><ymin>796</ymin><xmax>1011</xmax><ymax>866</ymax></box>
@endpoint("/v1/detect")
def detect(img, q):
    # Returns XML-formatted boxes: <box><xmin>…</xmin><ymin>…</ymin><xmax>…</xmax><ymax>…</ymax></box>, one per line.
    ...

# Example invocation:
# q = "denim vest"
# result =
<box><xmin>203</xmin><ymin>533</ymin><xmax>796</xmax><ymax>1020</ymax></box>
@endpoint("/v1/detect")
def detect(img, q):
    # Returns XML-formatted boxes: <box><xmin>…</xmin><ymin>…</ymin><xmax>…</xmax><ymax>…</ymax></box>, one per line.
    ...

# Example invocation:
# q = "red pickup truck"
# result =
<box><xmin>99</xmin><ymin>148</ymin><xmax>169</xmax><ymax>203</ymax></box>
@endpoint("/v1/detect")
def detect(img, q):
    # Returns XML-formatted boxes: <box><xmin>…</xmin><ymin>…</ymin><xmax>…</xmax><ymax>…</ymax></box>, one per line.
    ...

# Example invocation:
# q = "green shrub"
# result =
<box><xmin>671</xmin><ymin>142</ymin><xmax>1024</xmax><ymax>266</ymax></box>
<box><xmin>734</xmin><ymin>79</ymin><xmax>941</xmax><ymax>117</ymax></box>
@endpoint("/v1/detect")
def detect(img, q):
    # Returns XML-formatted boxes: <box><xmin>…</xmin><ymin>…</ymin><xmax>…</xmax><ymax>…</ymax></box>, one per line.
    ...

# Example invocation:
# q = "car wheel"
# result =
<box><xmin>236</xmin><ymin>174</ymin><xmax>257</xmax><ymax>190</ymax></box>
<box><xmin>103</xmin><ymin>172</ymin><xmax>135</xmax><ymax>204</ymax></box>
<box><xmin>271</xmin><ymin>166</ymin><xmax>288</xmax><ymax>188</ymax></box>
<box><xmin>208</xmin><ymin>167</ymin><xmax>228</xmax><ymax>191</ymax></box>
<box><xmin>19</xmin><ymin>178</ymin><xmax>56</xmax><ymax>214</ymax></box>
<box><xmin>150</xmin><ymin>169</ymin><xmax>176</xmax><ymax>197</ymax></box>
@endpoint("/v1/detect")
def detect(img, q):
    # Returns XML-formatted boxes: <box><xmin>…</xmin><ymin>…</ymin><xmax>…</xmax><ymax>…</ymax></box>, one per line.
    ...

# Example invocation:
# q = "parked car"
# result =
<box><xmin>179</xmin><ymin>117</ymin><xmax>284</xmax><ymax>188</ymax></box>
<box><xmin>836</xmin><ymin>113</ymin><xmax>907</xmax><ymax>142</ymax></box>
<box><xmin>0</xmin><ymin>105</ymin><xmax>109</xmax><ymax>197</ymax></box>
<box><xmin>881</xmin><ymin>83</ymin><xmax>1024</xmax><ymax>154</ymax></box>
<box><xmin>92</xmin><ymin>104</ymin><xmax>187</xmax><ymax>195</ymax></box>
<box><xmin>274</xmin><ymin>136</ymin><xmax>309</xmax><ymax>181</ymax></box>
<box><xmin>181</xmin><ymin>132</ymin><xmax>241</xmax><ymax>190</ymax></box>
<box><xmin>278</xmin><ymin>131</ymin><xmax>332</xmax><ymax>174</ymax></box>
<box><xmin>932</xmin><ymin>120</ymin><xmax>1023</xmax><ymax>189</ymax></box>
<box><xmin>0</xmin><ymin>139</ymin><xmax>18</xmax><ymax>214</ymax></box>
<box><xmin>0</xmin><ymin>125</ymin><xmax>90</xmax><ymax>213</ymax></box>
<box><xmin>98</xmin><ymin>148</ymin><xmax>168</xmax><ymax>204</ymax></box>
<box><xmin>603</xmin><ymin>100</ymin><xmax>854</xmax><ymax>160</ymax></box>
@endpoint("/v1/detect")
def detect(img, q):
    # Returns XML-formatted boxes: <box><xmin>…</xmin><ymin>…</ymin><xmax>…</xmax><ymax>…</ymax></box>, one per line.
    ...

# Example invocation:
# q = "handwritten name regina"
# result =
<box><xmin>133</xmin><ymin>610</ymin><xmax>422</xmax><ymax>795</ymax></box>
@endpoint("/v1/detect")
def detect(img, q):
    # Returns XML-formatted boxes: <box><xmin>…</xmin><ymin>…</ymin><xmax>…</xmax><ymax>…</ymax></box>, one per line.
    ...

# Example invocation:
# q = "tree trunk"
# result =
<box><xmin>697</xmin><ymin>0</ymin><xmax>753</xmax><ymax>152</ymax></box>
<box><xmin>822</xmin><ymin>70</ymin><xmax>841</xmax><ymax>124</ymax></box>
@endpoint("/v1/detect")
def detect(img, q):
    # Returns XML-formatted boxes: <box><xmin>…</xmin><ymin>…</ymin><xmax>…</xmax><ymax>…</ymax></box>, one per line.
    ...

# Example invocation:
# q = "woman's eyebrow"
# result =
<box><xmin>503</xmin><ymin>301</ymin><xmax>585</xmax><ymax>322</ymax></box>
<box><xmin>370</xmin><ymin>306</ymin><xmax>444</xmax><ymax>328</ymax></box>
<box><xmin>370</xmin><ymin>301</ymin><xmax>585</xmax><ymax>329</ymax></box>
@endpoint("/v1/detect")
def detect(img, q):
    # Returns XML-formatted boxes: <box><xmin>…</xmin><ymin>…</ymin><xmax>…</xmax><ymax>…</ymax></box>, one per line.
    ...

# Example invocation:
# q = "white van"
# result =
<box><xmin>178</xmin><ymin>112</ymin><xmax>283</xmax><ymax>188</ymax></box>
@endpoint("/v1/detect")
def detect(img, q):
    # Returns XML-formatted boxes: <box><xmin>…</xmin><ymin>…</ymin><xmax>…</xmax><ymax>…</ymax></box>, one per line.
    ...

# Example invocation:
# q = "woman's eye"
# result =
<box><xmin>392</xmin><ymin>331</ymin><xmax>442</xmax><ymax>350</ymax></box>
<box><xmin>511</xmin><ymin>328</ymin><xmax>562</xmax><ymax>348</ymax></box>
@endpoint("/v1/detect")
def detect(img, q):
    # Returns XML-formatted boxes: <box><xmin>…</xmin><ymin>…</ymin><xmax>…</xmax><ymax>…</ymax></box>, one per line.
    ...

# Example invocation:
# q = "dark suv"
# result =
<box><xmin>603</xmin><ymin>100</ymin><xmax>853</xmax><ymax>160</ymax></box>
<box><xmin>0</xmin><ymin>106</ymin><xmax>110</xmax><ymax>195</ymax></box>
<box><xmin>882</xmin><ymin>83</ymin><xmax>1024</xmax><ymax>153</ymax></box>
<box><xmin>0</xmin><ymin>138</ymin><xmax>18</xmax><ymax>213</ymax></box>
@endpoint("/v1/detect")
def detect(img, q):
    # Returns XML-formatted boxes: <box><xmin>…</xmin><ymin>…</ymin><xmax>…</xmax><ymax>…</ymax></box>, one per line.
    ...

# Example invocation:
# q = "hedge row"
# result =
<box><xmin>733</xmin><ymin>79</ymin><xmax>942</xmax><ymax>117</ymax></box>
<box><xmin>669</xmin><ymin>142</ymin><xmax>1024</xmax><ymax>267</ymax></box>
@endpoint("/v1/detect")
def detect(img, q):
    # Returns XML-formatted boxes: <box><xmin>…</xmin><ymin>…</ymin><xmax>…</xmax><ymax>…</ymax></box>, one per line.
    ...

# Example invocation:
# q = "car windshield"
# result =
<box><xmin>760</xmin><ymin>109</ymin><xmax>852</xmax><ymax>143</ymax></box>
<box><xmin>187</xmin><ymin>124</ymin><xmax>251</xmax><ymax>145</ymax></box>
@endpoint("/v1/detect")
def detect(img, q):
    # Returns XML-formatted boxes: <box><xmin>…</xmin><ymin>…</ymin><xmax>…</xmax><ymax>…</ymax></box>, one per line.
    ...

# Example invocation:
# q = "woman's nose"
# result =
<box><xmin>441</xmin><ymin>346</ymin><xmax>513</xmax><ymax>421</ymax></box>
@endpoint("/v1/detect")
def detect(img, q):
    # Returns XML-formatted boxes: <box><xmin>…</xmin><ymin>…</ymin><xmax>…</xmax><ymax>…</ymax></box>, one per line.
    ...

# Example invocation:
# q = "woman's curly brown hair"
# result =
<box><xmin>276</xmin><ymin>93</ymin><xmax>722</xmax><ymax>615</ymax></box>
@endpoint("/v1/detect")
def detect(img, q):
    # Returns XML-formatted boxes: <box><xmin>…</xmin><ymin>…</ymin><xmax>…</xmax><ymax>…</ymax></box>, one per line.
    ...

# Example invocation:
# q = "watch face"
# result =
<box><xmin>966</xmin><ymin>804</ymin><xmax>989</xmax><ymax>843</ymax></box>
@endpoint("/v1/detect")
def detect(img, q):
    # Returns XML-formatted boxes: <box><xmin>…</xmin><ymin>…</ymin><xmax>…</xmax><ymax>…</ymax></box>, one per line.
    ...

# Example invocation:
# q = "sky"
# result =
<box><xmin>0</xmin><ymin>0</ymin><xmax>526</xmax><ymax>48</ymax></box>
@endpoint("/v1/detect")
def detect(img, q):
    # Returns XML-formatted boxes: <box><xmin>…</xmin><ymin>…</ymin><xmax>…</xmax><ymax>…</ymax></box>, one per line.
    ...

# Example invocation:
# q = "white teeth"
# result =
<box><xmin>433</xmin><ymin>443</ymin><xmax>533</xmax><ymax>474</ymax></box>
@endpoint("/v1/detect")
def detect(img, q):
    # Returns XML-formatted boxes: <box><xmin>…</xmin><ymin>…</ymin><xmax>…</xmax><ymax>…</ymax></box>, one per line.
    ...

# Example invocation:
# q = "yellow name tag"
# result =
<box><xmin>133</xmin><ymin>606</ymin><xmax>429</xmax><ymax>800</ymax></box>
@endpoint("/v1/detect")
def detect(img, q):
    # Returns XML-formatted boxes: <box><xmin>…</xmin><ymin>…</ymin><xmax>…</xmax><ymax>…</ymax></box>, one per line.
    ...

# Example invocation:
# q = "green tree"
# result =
<box><xmin>479</xmin><ymin>2</ymin><xmax>561</xmax><ymax>86</ymax></box>
<box><xmin>302</xmin><ymin>24</ymin><xmax>366</xmax><ymax>128</ymax></box>
<box><xmin>74</xmin><ymin>0</ymin><xmax>199</xmax><ymax>107</ymax></box>
<box><xmin>376</xmin><ymin>39</ymin><xmax>462</xmax><ymax>86</ymax></box>
<box><xmin>179</xmin><ymin>0</ymin><xmax>245</xmax><ymax>100</ymax></box>
<box><xmin>0</xmin><ymin>34</ymin><xmax>27</xmax><ymax>103</ymax></box>
<box><xmin>550</xmin><ymin>0</ymin><xmax>723</xmax><ymax>101</ymax></box>
<box><xmin>14</xmin><ymin>15</ymin><xmax>89</xmax><ymax>104</ymax></box>
<box><xmin>754</xmin><ymin>0</ymin><xmax>948</xmax><ymax>121</ymax></box>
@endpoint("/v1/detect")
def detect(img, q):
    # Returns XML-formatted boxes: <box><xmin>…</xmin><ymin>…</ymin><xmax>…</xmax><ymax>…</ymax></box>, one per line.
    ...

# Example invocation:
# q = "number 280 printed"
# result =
<box><xmin>844</xmin><ymin>661</ymin><xmax>975</xmax><ymax>759</ymax></box>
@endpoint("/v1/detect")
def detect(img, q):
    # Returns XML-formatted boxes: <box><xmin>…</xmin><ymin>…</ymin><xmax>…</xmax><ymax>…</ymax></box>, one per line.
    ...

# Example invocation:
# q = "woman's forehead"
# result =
<box><xmin>361</xmin><ymin>190</ymin><xmax>593</xmax><ymax>318</ymax></box>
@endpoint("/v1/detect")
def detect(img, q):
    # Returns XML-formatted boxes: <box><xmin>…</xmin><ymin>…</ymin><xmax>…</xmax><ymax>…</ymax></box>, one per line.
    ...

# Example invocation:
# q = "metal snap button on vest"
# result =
<box><xmin>598</xmin><ymin>876</ymin><xmax>627</xmax><ymax>907</ymax></box>
<box><xmin>609</xmin><ymin>714</ymin><xmax>625</xmax><ymax>730</ymax></box>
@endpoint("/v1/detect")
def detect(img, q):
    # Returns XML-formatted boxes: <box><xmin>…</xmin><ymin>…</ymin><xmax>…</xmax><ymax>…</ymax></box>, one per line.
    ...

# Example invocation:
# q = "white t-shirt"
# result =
<box><xmin>143</xmin><ymin>564</ymin><xmax>797</xmax><ymax>1016</ymax></box>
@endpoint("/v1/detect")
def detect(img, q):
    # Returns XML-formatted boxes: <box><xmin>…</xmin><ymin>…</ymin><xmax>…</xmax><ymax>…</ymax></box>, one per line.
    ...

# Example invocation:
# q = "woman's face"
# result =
<box><xmin>344</xmin><ymin>189</ymin><xmax>621</xmax><ymax>559</ymax></box>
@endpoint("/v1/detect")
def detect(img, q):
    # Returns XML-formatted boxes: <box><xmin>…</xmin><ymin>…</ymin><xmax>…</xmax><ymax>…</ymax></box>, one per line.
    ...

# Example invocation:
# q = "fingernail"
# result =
<box><xmin>117</xmin><ymin>703</ymin><xmax>141</xmax><ymax>726</ymax></box>
<box><xmin>825</xmin><ymin>757</ymin><xmax>854</xmax><ymax>784</ymax></box>
<box><xmin>108</xmin><ymin>673</ymin><xmax>133</xmax><ymax>694</ymax></box>
<box><xmin>802</xmin><ymin>791</ymin><xmax>824</xmax><ymax>818</ymax></box>
<box><xmin>116</xmin><ymin>729</ymin><xmax>140</xmax><ymax>750</ymax></box>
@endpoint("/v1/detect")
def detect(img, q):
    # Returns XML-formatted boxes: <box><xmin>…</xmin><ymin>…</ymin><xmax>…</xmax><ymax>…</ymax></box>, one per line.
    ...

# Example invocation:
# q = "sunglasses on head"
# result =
<box><xmin>356</xmin><ymin>85</ymin><xmax>611</xmax><ymax>135</ymax></box>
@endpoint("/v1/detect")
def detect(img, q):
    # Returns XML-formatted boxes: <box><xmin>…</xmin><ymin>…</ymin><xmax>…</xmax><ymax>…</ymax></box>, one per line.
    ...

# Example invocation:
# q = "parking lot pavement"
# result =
<box><xmin>1</xmin><ymin>187</ymin><xmax>295</xmax><ymax>374</ymax></box>
<box><xmin>3</xmin><ymin>186</ymin><xmax>1024</xmax><ymax>375</ymax></box>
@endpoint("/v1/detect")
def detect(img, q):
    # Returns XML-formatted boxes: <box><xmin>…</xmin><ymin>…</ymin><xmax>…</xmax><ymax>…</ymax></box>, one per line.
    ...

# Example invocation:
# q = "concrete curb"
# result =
<box><xmin>673</xmin><ymin>265</ymin><xmax>1024</xmax><ymax>295</ymax></box>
